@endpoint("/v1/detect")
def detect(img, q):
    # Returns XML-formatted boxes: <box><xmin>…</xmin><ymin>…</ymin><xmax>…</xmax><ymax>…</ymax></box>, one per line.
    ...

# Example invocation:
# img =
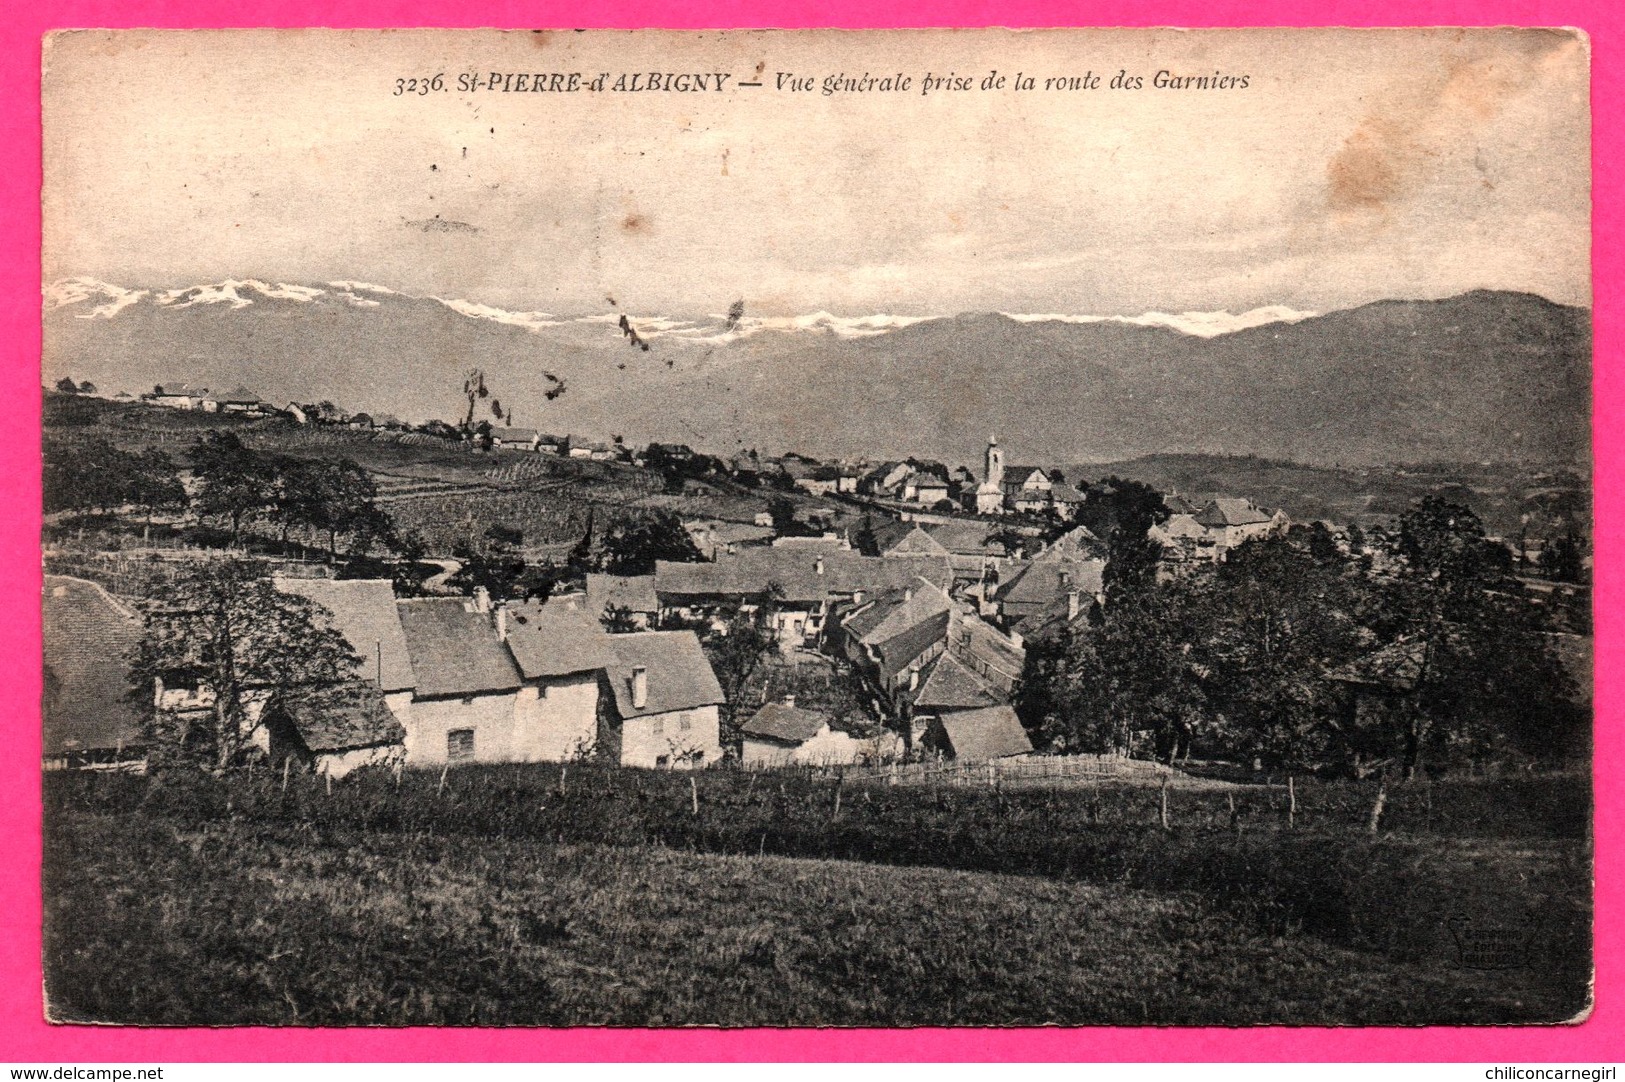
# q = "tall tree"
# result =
<box><xmin>192</xmin><ymin>432</ymin><xmax>275</xmax><ymax>544</ymax></box>
<box><xmin>130</xmin><ymin>560</ymin><xmax>362</xmax><ymax>772</ymax></box>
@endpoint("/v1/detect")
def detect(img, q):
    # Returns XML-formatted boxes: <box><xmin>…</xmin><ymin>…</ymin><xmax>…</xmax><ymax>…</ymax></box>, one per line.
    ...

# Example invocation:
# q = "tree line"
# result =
<box><xmin>1017</xmin><ymin>497</ymin><xmax>1586</xmax><ymax>782</ymax></box>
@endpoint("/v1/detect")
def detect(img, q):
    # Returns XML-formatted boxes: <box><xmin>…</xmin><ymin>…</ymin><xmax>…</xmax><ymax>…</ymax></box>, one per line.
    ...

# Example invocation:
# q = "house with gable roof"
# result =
<box><xmin>921</xmin><ymin>704</ymin><xmax>1033</xmax><ymax>763</ymax></box>
<box><xmin>599</xmin><ymin>630</ymin><xmax>726</xmax><ymax>768</ymax></box>
<box><xmin>1194</xmin><ymin>498</ymin><xmax>1288</xmax><ymax>554</ymax></box>
<box><xmin>43</xmin><ymin>576</ymin><xmax>149</xmax><ymax>772</ymax></box>
<box><xmin>740</xmin><ymin>699</ymin><xmax>863</xmax><ymax>767</ymax></box>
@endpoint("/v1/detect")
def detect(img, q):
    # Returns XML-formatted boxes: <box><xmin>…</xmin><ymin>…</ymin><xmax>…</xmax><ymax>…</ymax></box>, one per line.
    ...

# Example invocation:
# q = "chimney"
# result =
<box><xmin>815</xmin><ymin>557</ymin><xmax>825</xmax><ymax>575</ymax></box>
<box><xmin>1067</xmin><ymin>589</ymin><xmax>1081</xmax><ymax>622</ymax></box>
<box><xmin>783</xmin><ymin>694</ymin><xmax>797</xmax><ymax>708</ymax></box>
<box><xmin>473</xmin><ymin>586</ymin><xmax>491</xmax><ymax>613</ymax></box>
<box><xmin>852</xmin><ymin>589</ymin><xmax>866</xmax><ymax>606</ymax></box>
<box><xmin>495</xmin><ymin>607</ymin><xmax>507</xmax><ymax>641</ymax></box>
<box><xmin>904</xmin><ymin>586</ymin><xmax>913</xmax><ymax>602</ymax></box>
<box><xmin>631</xmin><ymin>665</ymin><xmax>648</xmax><ymax>710</ymax></box>
<box><xmin>908</xmin><ymin>668</ymin><xmax>920</xmax><ymax>691</ymax></box>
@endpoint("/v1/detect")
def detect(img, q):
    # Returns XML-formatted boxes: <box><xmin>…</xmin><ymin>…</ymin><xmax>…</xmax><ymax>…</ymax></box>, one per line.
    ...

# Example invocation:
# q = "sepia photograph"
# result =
<box><xmin>38</xmin><ymin>26</ymin><xmax>1593</xmax><ymax>1027</ymax></box>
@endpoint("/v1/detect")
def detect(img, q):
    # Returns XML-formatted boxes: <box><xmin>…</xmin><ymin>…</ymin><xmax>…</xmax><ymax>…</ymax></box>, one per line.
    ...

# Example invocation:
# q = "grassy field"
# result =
<box><xmin>44</xmin><ymin>766</ymin><xmax>1591</xmax><ymax>1026</ymax></box>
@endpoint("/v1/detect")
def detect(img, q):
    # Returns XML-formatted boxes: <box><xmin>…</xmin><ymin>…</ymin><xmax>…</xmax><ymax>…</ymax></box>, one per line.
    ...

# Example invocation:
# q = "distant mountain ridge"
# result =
<box><xmin>43</xmin><ymin>279</ymin><xmax>1590</xmax><ymax>469</ymax></box>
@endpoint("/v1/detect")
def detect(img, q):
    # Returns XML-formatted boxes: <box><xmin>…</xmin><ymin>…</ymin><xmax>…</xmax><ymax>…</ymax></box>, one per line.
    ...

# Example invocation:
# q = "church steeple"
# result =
<box><xmin>984</xmin><ymin>434</ymin><xmax>1004</xmax><ymax>490</ymax></box>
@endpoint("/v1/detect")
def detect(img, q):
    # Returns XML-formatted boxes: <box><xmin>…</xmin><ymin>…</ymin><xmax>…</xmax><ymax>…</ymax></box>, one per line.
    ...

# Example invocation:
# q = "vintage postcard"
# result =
<box><xmin>39</xmin><ymin>27</ymin><xmax>1592</xmax><ymax>1026</ymax></box>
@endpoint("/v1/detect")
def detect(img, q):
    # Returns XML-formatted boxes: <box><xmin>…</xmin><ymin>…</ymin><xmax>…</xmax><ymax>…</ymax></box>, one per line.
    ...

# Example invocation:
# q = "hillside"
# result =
<box><xmin>45</xmin><ymin>283</ymin><xmax>1590</xmax><ymax>470</ymax></box>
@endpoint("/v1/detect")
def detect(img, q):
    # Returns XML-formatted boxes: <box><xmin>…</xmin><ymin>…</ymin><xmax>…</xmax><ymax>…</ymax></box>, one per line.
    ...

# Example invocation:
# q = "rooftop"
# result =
<box><xmin>603</xmin><ymin>630</ymin><xmax>726</xmax><ymax>720</ymax></box>
<box><xmin>396</xmin><ymin>598</ymin><xmax>522</xmax><ymax>698</ymax></box>
<box><xmin>43</xmin><ymin>576</ymin><xmax>146</xmax><ymax>756</ymax></box>
<box><xmin>275</xmin><ymin>577</ymin><xmax>415</xmax><ymax>693</ymax></box>
<box><xmin>502</xmin><ymin>596</ymin><xmax>618</xmax><ymax>679</ymax></box>
<box><xmin>740</xmin><ymin>702</ymin><xmax>831</xmax><ymax>744</ymax></box>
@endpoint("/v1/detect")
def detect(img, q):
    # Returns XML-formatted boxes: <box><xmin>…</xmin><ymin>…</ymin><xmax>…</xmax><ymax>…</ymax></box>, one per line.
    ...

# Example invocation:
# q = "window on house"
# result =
<box><xmin>679</xmin><ymin>713</ymin><xmax>692</xmax><ymax>731</ymax></box>
<box><xmin>656</xmin><ymin>755</ymin><xmax>670</xmax><ymax>768</ymax></box>
<box><xmin>652</xmin><ymin>716</ymin><xmax>664</xmax><ymax>734</ymax></box>
<box><xmin>447</xmin><ymin>729</ymin><xmax>475</xmax><ymax>763</ymax></box>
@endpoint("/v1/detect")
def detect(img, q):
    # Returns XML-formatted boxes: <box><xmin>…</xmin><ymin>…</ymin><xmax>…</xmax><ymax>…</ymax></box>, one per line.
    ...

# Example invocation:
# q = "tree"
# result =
<box><xmin>601</xmin><ymin>511</ymin><xmax>703</xmax><ymax>575</ymax></box>
<box><xmin>192</xmin><ymin>432</ymin><xmax>275</xmax><ymax>543</ymax></box>
<box><xmin>461</xmin><ymin>369</ymin><xmax>489</xmax><ymax>432</ymax></box>
<box><xmin>1076</xmin><ymin>477</ymin><xmax>1170</xmax><ymax>603</ymax></box>
<box><xmin>1376</xmin><ymin>497</ymin><xmax>1580</xmax><ymax>776</ymax></box>
<box><xmin>78</xmin><ymin>380</ymin><xmax>97</xmax><ymax>395</ymax></box>
<box><xmin>54</xmin><ymin>377</ymin><xmax>80</xmax><ymax>394</ymax></box>
<box><xmin>130</xmin><ymin>559</ymin><xmax>363</xmax><ymax>772</ymax></box>
<box><xmin>699</xmin><ymin>605</ymin><xmax>776</xmax><ymax>745</ymax></box>
<box><xmin>43</xmin><ymin>439</ymin><xmax>188</xmax><ymax>519</ymax></box>
<box><xmin>1193</xmin><ymin>530</ymin><xmax>1381</xmax><ymax>773</ymax></box>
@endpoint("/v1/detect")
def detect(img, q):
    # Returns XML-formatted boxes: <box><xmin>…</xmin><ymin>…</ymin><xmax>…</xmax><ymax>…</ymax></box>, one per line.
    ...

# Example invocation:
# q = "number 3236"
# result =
<box><xmin>394</xmin><ymin>74</ymin><xmax>446</xmax><ymax>95</ymax></box>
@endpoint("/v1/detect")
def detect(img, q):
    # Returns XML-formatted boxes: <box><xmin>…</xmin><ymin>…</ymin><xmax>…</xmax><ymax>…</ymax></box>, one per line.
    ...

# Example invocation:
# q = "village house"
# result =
<box><xmin>259</xmin><ymin>681</ymin><xmax>405</xmax><ymax>779</ymax></box>
<box><xmin>654</xmin><ymin>549</ymin><xmax>953</xmax><ymax>650</ymax></box>
<box><xmin>149</xmin><ymin>381</ymin><xmax>208</xmax><ymax>410</ymax></box>
<box><xmin>270</xmin><ymin>577</ymin><xmax>418</xmax><ymax>776</ymax></box>
<box><xmin>536</xmin><ymin>433</ymin><xmax>567</xmax><ymax>455</ymax></box>
<box><xmin>1194</xmin><ymin>498</ymin><xmax>1290</xmax><ymax>554</ymax></box>
<box><xmin>491</xmin><ymin>426</ymin><xmax>540</xmax><ymax>451</ymax></box>
<box><xmin>861</xmin><ymin>461</ymin><xmax>913</xmax><ymax>499</ymax></box>
<box><xmin>839</xmin><ymin>578</ymin><xmax>955</xmax><ymax>713</ymax></box>
<box><xmin>393</xmin><ymin>595</ymin><xmax>525</xmax><ymax>766</ymax></box>
<box><xmin>585</xmin><ymin>573</ymin><xmax>660</xmax><ymax>630</ymax></box>
<box><xmin>499</xmin><ymin>596</ymin><xmax>620</xmax><ymax>762</ymax></box>
<box><xmin>200</xmin><ymin>387</ymin><xmax>269</xmax><ymax>415</ymax></box>
<box><xmin>901</xmin><ymin>470</ymin><xmax>951</xmax><ymax>505</ymax></box>
<box><xmin>282</xmin><ymin>402</ymin><xmax>310</xmax><ymax>425</ymax></box>
<box><xmin>598</xmin><ymin>630</ymin><xmax>726</xmax><ymax>769</ymax></box>
<box><xmin>995</xmin><ymin>549</ymin><xmax>1107</xmax><ymax>631</ymax></box>
<box><xmin>43</xmin><ymin>576</ymin><xmax>149</xmax><ymax>772</ymax></box>
<box><xmin>1004</xmin><ymin>466</ymin><xmax>1056</xmax><ymax>514</ymax></box>
<box><xmin>739</xmin><ymin>698</ymin><xmax>863</xmax><ymax>767</ymax></box>
<box><xmin>869</xmin><ymin>518</ymin><xmax>1012</xmax><ymax>582</ymax></box>
<box><xmin>920</xmin><ymin>704</ymin><xmax>1033</xmax><ymax>763</ymax></box>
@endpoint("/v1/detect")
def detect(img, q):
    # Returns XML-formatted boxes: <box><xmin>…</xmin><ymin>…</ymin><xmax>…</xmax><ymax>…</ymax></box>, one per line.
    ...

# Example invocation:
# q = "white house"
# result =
<box><xmin>740</xmin><ymin>699</ymin><xmax>862</xmax><ymax>767</ymax></box>
<box><xmin>598</xmin><ymin>631</ymin><xmax>725</xmax><ymax>769</ymax></box>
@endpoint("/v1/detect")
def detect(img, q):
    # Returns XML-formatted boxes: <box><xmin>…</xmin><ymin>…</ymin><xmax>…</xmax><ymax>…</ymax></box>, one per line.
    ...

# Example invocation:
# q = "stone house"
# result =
<box><xmin>598</xmin><ymin>631</ymin><xmax>725</xmax><ymax>769</ymax></box>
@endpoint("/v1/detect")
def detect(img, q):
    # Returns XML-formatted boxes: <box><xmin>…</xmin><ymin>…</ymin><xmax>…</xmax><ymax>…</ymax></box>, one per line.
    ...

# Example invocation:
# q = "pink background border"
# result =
<box><xmin>3</xmin><ymin>0</ymin><xmax>1617</xmax><ymax>1062</ymax></box>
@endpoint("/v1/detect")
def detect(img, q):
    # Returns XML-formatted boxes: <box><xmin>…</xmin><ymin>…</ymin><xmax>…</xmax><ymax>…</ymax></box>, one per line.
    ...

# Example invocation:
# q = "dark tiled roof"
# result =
<box><xmin>493</xmin><ymin>427</ymin><xmax>538</xmax><ymax>443</ymax></box>
<box><xmin>43</xmin><ymin>576</ymin><xmax>146</xmax><ymax>756</ymax></box>
<box><xmin>997</xmin><ymin>553</ymin><xmax>1106</xmax><ymax>613</ymax></box>
<box><xmin>275</xmin><ymin>578</ymin><xmax>416</xmax><ymax>693</ymax></box>
<box><xmin>502</xmin><ymin>597</ymin><xmax>618</xmax><ymax>679</ymax></box>
<box><xmin>655</xmin><ymin>551</ymin><xmax>951</xmax><ymax>605</ymax></box>
<box><xmin>272</xmin><ymin>681</ymin><xmax>404</xmax><ymax>753</ymax></box>
<box><xmin>844</xmin><ymin>579</ymin><xmax>952</xmax><ymax>646</ymax></box>
<box><xmin>923</xmin><ymin>520</ymin><xmax>1002</xmax><ymax>555</ymax></box>
<box><xmin>741</xmin><ymin>702</ymin><xmax>830</xmax><ymax>744</ymax></box>
<box><xmin>396</xmin><ymin>598</ymin><xmax>522</xmax><ymax>698</ymax></box>
<box><xmin>1195</xmin><ymin>498</ymin><xmax>1272</xmax><ymax>527</ymax></box>
<box><xmin>586</xmin><ymin>574</ymin><xmax>660</xmax><ymax>615</ymax></box>
<box><xmin>604</xmin><ymin>631</ymin><xmax>725</xmax><ymax>719</ymax></box>
<box><xmin>911</xmin><ymin>652</ymin><xmax>1002</xmax><ymax>711</ymax></box>
<box><xmin>936</xmin><ymin>705</ymin><xmax>1033</xmax><ymax>762</ymax></box>
<box><xmin>875</xmin><ymin>609</ymin><xmax>952</xmax><ymax>680</ymax></box>
<box><xmin>882</xmin><ymin>526</ymin><xmax>951</xmax><ymax>557</ymax></box>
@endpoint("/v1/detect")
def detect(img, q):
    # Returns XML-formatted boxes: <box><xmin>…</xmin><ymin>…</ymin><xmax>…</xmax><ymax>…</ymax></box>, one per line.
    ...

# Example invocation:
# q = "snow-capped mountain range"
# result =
<box><xmin>44</xmin><ymin>277</ymin><xmax>1315</xmax><ymax>342</ymax></box>
<box><xmin>40</xmin><ymin>277</ymin><xmax>1588</xmax><ymax>468</ymax></box>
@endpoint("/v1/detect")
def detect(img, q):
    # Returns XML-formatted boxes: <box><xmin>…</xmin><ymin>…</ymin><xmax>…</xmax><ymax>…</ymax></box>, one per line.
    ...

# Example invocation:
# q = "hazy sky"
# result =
<box><xmin>43</xmin><ymin>27</ymin><xmax>1591</xmax><ymax>316</ymax></box>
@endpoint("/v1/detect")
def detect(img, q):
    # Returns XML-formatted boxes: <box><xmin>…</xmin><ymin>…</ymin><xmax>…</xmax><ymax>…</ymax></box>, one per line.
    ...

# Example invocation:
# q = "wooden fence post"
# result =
<box><xmin>438</xmin><ymin>763</ymin><xmax>449</xmax><ymax>795</ymax></box>
<box><xmin>1367</xmin><ymin>777</ymin><xmax>1388</xmax><ymax>835</ymax></box>
<box><xmin>690</xmin><ymin>774</ymin><xmax>699</xmax><ymax>816</ymax></box>
<box><xmin>1159</xmin><ymin>776</ymin><xmax>1171</xmax><ymax>830</ymax></box>
<box><xmin>1288</xmin><ymin>774</ymin><xmax>1297</xmax><ymax>829</ymax></box>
